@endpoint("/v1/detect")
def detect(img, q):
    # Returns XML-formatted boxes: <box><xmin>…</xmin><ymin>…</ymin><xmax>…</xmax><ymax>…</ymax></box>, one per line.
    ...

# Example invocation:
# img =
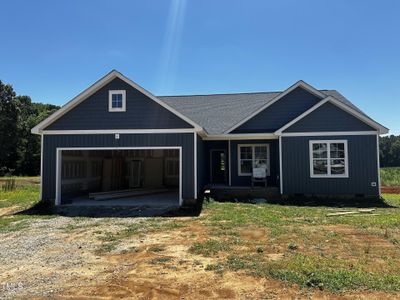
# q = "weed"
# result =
<box><xmin>149</xmin><ymin>257</ymin><xmax>172</xmax><ymax>265</ymax></box>
<box><xmin>189</xmin><ymin>240</ymin><xmax>231</xmax><ymax>257</ymax></box>
<box><xmin>288</xmin><ymin>242</ymin><xmax>298</xmax><ymax>251</ymax></box>
<box><xmin>148</xmin><ymin>246</ymin><xmax>164</xmax><ymax>252</ymax></box>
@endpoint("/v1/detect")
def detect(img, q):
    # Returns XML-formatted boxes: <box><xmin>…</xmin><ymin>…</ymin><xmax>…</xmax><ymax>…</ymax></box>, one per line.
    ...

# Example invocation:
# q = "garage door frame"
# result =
<box><xmin>55</xmin><ymin>146</ymin><xmax>183</xmax><ymax>206</ymax></box>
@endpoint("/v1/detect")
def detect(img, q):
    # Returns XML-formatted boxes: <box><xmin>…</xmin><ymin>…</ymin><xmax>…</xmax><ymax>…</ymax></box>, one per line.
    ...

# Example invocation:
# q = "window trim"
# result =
<box><xmin>309</xmin><ymin>140</ymin><xmax>349</xmax><ymax>178</ymax></box>
<box><xmin>237</xmin><ymin>144</ymin><xmax>270</xmax><ymax>176</ymax></box>
<box><xmin>108</xmin><ymin>90</ymin><xmax>126</xmax><ymax>112</ymax></box>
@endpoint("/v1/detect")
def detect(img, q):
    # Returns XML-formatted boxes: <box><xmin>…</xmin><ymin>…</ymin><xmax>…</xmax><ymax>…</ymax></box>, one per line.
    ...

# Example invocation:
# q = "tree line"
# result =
<box><xmin>0</xmin><ymin>79</ymin><xmax>399</xmax><ymax>176</ymax></box>
<box><xmin>0</xmin><ymin>80</ymin><xmax>59</xmax><ymax>176</ymax></box>
<box><xmin>380</xmin><ymin>135</ymin><xmax>400</xmax><ymax>167</ymax></box>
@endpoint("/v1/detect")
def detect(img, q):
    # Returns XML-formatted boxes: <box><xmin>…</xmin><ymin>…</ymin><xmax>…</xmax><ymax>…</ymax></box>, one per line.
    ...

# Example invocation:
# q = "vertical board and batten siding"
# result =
<box><xmin>229</xmin><ymin>139</ymin><xmax>279</xmax><ymax>187</ymax></box>
<box><xmin>232</xmin><ymin>87</ymin><xmax>321</xmax><ymax>133</ymax></box>
<box><xmin>284</xmin><ymin>102</ymin><xmax>375</xmax><ymax>132</ymax></box>
<box><xmin>42</xmin><ymin>133</ymin><xmax>195</xmax><ymax>202</ymax></box>
<box><xmin>281</xmin><ymin>135</ymin><xmax>379</xmax><ymax>196</ymax></box>
<box><xmin>45</xmin><ymin>78</ymin><xmax>193</xmax><ymax>130</ymax></box>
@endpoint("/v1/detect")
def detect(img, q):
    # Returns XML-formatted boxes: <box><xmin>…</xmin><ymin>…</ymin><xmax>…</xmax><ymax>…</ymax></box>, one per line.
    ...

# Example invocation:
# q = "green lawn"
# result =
<box><xmin>381</xmin><ymin>167</ymin><xmax>400</xmax><ymax>187</ymax></box>
<box><xmin>0</xmin><ymin>177</ymin><xmax>400</xmax><ymax>293</ymax></box>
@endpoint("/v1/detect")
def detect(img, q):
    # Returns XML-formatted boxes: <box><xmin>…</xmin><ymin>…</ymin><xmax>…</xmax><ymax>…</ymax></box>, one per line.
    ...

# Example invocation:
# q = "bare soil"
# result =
<box><xmin>382</xmin><ymin>186</ymin><xmax>400</xmax><ymax>194</ymax></box>
<box><xmin>1</xmin><ymin>217</ymin><xmax>399</xmax><ymax>299</ymax></box>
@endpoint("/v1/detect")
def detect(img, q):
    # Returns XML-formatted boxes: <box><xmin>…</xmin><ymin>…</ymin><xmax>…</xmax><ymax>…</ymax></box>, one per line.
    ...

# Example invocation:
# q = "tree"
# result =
<box><xmin>380</xmin><ymin>135</ymin><xmax>400</xmax><ymax>167</ymax></box>
<box><xmin>0</xmin><ymin>81</ymin><xmax>19</xmax><ymax>175</ymax></box>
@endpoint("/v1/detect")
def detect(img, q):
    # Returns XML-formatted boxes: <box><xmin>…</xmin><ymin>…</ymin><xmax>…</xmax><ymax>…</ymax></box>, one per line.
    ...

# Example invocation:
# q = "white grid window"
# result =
<box><xmin>238</xmin><ymin>144</ymin><xmax>270</xmax><ymax>176</ymax></box>
<box><xmin>108</xmin><ymin>90</ymin><xmax>126</xmax><ymax>112</ymax></box>
<box><xmin>309</xmin><ymin>140</ymin><xmax>348</xmax><ymax>178</ymax></box>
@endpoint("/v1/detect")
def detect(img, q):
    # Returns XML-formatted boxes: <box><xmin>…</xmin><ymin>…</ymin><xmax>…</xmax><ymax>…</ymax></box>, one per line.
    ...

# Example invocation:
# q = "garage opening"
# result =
<box><xmin>57</xmin><ymin>148</ymin><xmax>181</xmax><ymax>207</ymax></box>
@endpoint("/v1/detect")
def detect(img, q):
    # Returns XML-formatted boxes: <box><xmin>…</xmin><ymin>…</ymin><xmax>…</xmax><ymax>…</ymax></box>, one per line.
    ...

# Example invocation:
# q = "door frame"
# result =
<box><xmin>55</xmin><ymin>146</ymin><xmax>182</xmax><ymax>206</ymax></box>
<box><xmin>210</xmin><ymin>149</ymin><xmax>227</xmax><ymax>184</ymax></box>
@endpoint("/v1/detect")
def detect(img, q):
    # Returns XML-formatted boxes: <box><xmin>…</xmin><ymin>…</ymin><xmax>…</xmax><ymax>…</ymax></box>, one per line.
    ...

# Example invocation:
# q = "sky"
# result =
<box><xmin>1</xmin><ymin>0</ymin><xmax>399</xmax><ymax>134</ymax></box>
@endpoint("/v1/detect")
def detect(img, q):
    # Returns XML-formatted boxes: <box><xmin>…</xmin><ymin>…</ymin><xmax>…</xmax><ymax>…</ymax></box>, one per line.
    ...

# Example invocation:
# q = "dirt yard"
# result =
<box><xmin>1</xmin><ymin>210</ymin><xmax>399</xmax><ymax>299</ymax></box>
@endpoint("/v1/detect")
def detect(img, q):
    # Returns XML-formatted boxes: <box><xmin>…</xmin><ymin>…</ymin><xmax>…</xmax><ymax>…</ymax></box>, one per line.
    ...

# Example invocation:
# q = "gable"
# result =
<box><xmin>283</xmin><ymin>102</ymin><xmax>376</xmax><ymax>133</ymax></box>
<box><xmin>45</xmin><ymin>78</ymin><xmax>193</xmax><ymax>130</ymax></box>
<box><xmin>232</xmin><ymin>87</ymin><xmax>321</xmax><ymax>133</ymax></box>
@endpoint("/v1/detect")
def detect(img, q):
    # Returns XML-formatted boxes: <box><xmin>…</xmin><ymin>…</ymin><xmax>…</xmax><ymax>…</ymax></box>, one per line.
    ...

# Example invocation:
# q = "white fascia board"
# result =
<box><xmin>203</xmin><ymin>133</ymin><xmax>278</xmax><ymax>141</ymax></box>
<box><xmin>223</xmin><ymin>80</ymin><xmax>326</xmax><ymax>134</ymax></box>
<box><xmin>275</xmin><ymin>96</ymin><xmax>389</xmax><ymax>135</ymax></box>
<box><xmin>32</xmin><ymin>70</ymin><xmax>204</xmax><ymax>134</ymax></box>
<box><xmin>41</xmin><ymin>129</ymin><xmax>197</xmax><ymax>135</ymax></box>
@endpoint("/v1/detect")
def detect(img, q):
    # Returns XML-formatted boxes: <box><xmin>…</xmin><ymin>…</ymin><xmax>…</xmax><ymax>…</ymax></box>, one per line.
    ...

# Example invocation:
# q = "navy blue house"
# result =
<box><xmin>32</xmin><ymin>70</ymin><xmax>388</xmax><ymax>206</ymax></box>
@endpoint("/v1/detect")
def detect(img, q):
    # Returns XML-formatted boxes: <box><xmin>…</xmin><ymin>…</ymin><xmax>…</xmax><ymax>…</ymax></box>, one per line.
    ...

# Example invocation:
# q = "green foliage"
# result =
<box><xmin>381</xmin><ymin>167</ymin><xmax>400</xmax><ymax>187</ymax></box>
<box><xmin>189</xmin><ymin>240</ymin><xmax>231</xmax><ymax>257</ymax></box>
<box><xmin>2</xmin><ymin>178</ymin><xmax>16</xmax><ymax>191</ymax></box>
<box><xmin>380</xmin><ymin>135</ymin><xmax>400</xmax><ymax>167</ymax></box>
<box><xmin>0</xmin><ymin>80</ymin><xmax>59</xmax><ymax>176</ymax></box>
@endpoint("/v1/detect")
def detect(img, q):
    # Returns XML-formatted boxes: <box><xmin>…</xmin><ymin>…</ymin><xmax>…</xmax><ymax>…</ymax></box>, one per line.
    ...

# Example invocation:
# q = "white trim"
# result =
<box><xmin>275</xmin><ymin>96</ymin><xmax>388</xmax><ymax>135</ymax></box>
<box><xmin>280</xmin><ymin>131</ymin><xmax>378</xmax><ymax>137</ymax></box>
<box><xmin>228</xmin><ymin>140</ymin><xmax>232</xmax><ymax>186</ymax></box>
<box><xmin>40</xmin><ymin>134</ymin><xmax>43</xmax><ymax>200</ymax></box>
<box><xmin>279</xmin><ymin>135</ymin><xmax>283</xmax><ymax>194</ymax></box>
<box><xmin>203</xmin><ymin>133</ymin><xmax>277</xmax><ymax>141</ymax></box>
<box><xmin>55</xmin><ymin>146</ymin><xmax>183</xmax><ymax>206</ymax></box>
<box><xmin>108</xmin><ymin>90</ymin><xmax>126</xmax><ymax>112</ymax></box>
<box><xmin>41</xmin><ymin>129</ymin><xmax>196</xmax><ymax>135</ymax></box>
<box><xmin>309</xmin><ymin>140</ymin><xmax>349</xmax><ymax>178</ymax></box>
<box><xmin>31</xmin><ymin>70</ymin><xmax>203</xmax><ymax>134</ymax></box>
<box><xmin>224</xmin><ymin>80</ymin><xmax>326</xmax><ymax>134</ymax></box>
<box><xmin>194</xmin><ymin>132</ymin><xmax>197</xmax><ymax>199</ymax></box>
<box><xmin>237</xmin><ymin>144</ymin><xmax>270</xmax><ymax>176</ymax></box>
<box><xmin>376</xmin><ymin>134</ymin><xmax>381</xmax><ymax>196</ymax></box>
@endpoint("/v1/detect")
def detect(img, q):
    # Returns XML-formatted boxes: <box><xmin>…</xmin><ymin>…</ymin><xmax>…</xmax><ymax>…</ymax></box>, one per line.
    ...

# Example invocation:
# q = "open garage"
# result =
<box><xmin>56</xmin><ymin>147</ymin><xmax>181</xmax><ymax>207</ymax></box>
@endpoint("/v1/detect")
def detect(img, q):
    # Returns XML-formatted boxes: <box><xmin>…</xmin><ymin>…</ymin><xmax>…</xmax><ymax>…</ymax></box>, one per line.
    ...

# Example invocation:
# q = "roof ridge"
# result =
<box><xmin>157</xmin><ymin>91</ymin><xmax>281</xmax><ymax>97</ymax></box>
<box><xmin>157</xmin><ymin>89</ymin><xmax>335</xmax><ymax>98</ymax></box>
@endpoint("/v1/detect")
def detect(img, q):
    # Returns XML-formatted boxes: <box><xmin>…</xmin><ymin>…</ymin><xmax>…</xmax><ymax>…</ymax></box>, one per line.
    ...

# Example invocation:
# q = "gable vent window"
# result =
<box><xmin>309</xmin><ymin>140</ymin><xmax>348</xmax><ymax>178</ymax></box>
<box><xmin>109</xmin><ymin>90</ymin><xmax>126</xmax><ymax>112</ymax></box>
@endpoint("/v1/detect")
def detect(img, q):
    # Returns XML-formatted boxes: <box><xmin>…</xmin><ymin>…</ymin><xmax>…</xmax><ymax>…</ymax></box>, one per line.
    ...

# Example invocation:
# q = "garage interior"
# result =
<box><xmin>60</xmin><ymin>149</ymin><xmax>180</xmax><ymax>206</ymax></box>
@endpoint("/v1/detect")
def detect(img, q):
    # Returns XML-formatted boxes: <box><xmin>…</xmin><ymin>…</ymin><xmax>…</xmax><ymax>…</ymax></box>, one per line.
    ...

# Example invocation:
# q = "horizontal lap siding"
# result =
<box><xmin>282</xmin><ymin>135</ymin><xmax>379</xmax><ymax>196</ymax></box>
<box><xmin>42</xmin><ymin>133</ymin><xmax>194</xmax><ymax>203</ymax></box>
<box><xmin>284</xmin><ymin>102</ymin><xmax>375</xmax><ymax>132</ymax></box>
<box><xmin>45</xmin><ymin>78</ymin><xmax>192</xmax><ymax>130</ymax></box>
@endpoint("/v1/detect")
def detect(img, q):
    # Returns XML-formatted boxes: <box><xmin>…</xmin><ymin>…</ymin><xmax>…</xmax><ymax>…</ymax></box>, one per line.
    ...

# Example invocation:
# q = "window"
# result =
<box><xmin>309</xmin><ymin>140</ymin><xmax>348</xmax><ymax>178</ymax></box>
<box><xmin>165</xmin><ymin>158</ymin><xmax>179</xmax><ymax>178</ymax></box>
<box><xmin>238</xmin><ymin>144</ymin><xmax>270</xmax><ymax>176</ymax></box>
<box><xmin>108</xmin><ymin>90</ymin><xmax>126</xmax><ymax>112</ymax></box>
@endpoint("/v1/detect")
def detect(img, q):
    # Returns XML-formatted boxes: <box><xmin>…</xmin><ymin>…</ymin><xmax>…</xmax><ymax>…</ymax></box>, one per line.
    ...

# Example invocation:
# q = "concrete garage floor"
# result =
<box><xmin>64</xmin><ymin>191</ymin><xmax>180</xmax><ymax>208</ymax></box>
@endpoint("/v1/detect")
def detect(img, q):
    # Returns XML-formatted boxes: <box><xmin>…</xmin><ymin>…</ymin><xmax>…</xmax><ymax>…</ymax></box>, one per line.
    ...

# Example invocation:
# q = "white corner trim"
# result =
<box><xmin>275</xmin><ymin>96</ymin><xmax>388</xmax><ymax>135</ymax></box>
<box><xmin>280</xmin><ymin>131</ymin><xmax>378</xmax><ymax>137</ymax></box>
<box><xmin>224</xmin><ymin>80</ymin><xmax>326</xmax><ymax>134</ymax></box>
<box><xmin>55</xmin><ymin>146</ymin><xmax>183</xmax><ymax>206</ymax></box>
<box><xmin>228</xmin><ymin>140</ymin><xmax>232</xmax><ymax>186</ymax></box>
<box><xmin>309</xmin><ymin>140</ymin><xmax>349</xmax><ymax>178</ymax></box>
<box><xmin>41</xmin><ymin>129</ymin><xmax>197</xmax><ymax>135</ymax></box>
<box><xmin>40</xmin><ymin>134</ymin><xmax>43</xmax><ymax>201</ymax></box>
<box><xmin>279</xmin><ymin>135</ymin><xmax>283</xmax><ymax>194</ymax></box>
<box><xmin>108</xmin><ymin>90</ymin><xmax>126</xmax><ymax>112</ymax></box>
<box><xmin>31</xmin><ymin>70</ymin><xmax>203</xmax><ymax>134</ymax></box>
<box><xmin>376</xmin><ymin>134</ymin><xmax>381</xmax><ymax>196</ymax></box>
<box><xmin>194</xmin><ymin>132</ymin><xmax>197</xmax><ymax>199</ymax></box>
<box><xmin>237</xmin><ymin>144</ymin><xmax>270</xmax><ymax>177</ymax></box>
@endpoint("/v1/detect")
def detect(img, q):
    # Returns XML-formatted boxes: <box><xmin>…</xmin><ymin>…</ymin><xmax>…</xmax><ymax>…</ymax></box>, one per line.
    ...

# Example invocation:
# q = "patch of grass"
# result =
<box><xmin>148</xmin><ymin>246</ymin><xmax>164</xmax><ymax>252</ymax></box>
<box><xmin>149</xmin><ymin>257</ymin><xmax>172</xmax><ymax>265</ymax></box>
<box><xmin>381</xmin><ymin>167</ymin><xmax>400</xmax><ymax>187</ymax></box>
<box><xmin>95</xmin><ymin>243</ymin><xmax>117</xmax><ymax>255</ymax></box>
<box><xmin>0</xmin><ymin>183</ymin><xmax>40</xmax><ymax>209</ymax></box>
<box><xmin>222</xmin><ymin>253</ymin><xmax>400</xmax><ymax>292</ymax></box>
<box><xmin>205</xmin><ymin>263</ymin><xmax>225</xmax><ymax>275</ymax></box>
<box><xmin>0</xmin><ymin>215</ymin><xmax>54</xmax><ymax>233</ymax></box>
<box><xmin>189</xmin><ymin>240</ymin><xmax>231</xmax><ymax>257</ymax></box>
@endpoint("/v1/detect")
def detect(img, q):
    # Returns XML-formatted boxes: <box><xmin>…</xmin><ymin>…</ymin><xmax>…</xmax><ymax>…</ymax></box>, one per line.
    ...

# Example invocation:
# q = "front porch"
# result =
<box><xmin>198</xmin><ymin>139</ymin><xmax>281</xmax><ymax>200</ymax></box>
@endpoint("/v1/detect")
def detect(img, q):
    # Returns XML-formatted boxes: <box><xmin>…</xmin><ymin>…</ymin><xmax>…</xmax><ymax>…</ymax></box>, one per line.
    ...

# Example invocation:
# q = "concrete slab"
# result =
<box><xmin>64</xmin><ymin>191</ymin><xmax>179</xmax><ymax>208</ymax></box>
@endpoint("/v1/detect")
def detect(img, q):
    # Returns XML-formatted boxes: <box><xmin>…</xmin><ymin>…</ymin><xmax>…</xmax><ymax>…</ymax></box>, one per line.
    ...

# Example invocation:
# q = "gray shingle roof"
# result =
<box><xmin>158</xmin><ymin>90</ymin><xmax>363</xmax><ymax>134</ymax></box>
